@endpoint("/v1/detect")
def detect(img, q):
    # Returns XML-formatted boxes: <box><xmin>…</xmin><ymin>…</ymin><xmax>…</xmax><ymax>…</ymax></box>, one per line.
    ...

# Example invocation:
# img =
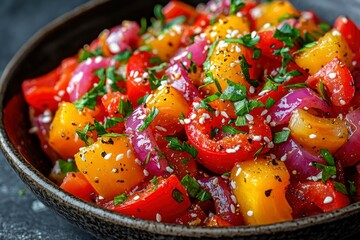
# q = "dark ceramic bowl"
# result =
<box><xmin>1</xmin><ymin>0</ymin><xmax>360</xmax><ymax>239</ymax></box>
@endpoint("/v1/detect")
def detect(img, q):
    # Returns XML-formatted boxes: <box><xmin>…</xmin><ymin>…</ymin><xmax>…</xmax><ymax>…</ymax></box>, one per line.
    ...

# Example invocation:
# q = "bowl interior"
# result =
<box><xmin>1</xmin><ymin>0</ymin><xmax>360</xmax><ymax>239</ymax></box>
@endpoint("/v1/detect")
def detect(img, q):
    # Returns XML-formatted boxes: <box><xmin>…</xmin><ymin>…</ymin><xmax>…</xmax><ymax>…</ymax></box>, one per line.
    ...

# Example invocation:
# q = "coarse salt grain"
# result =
<box><xmin>309</xmin><ymin>134</ymin><xmax>317</xmax><ymax>139</ymax></box>
<box><xmin>247</xmin><ymin>210</ymin><xmax>253</xmax><ymax>217</ymax></box>
<box><xmin>116</xmin><ymin>154</ymin><xmax>124</xmax><ymax>161</ymax></box>
<box><xmin>323</xmin><ymin>196</ymin><xmax>333</xmax><ymax>204</ymax></box>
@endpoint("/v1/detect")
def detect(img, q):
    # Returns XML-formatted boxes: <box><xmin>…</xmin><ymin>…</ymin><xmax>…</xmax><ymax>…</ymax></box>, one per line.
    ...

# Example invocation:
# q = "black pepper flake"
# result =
<box><xmin>271</xmin><ymin>159</ymin><xmax>279</xmax><ymax>166</ymax></box>
<box><xmin>101</xmin><ymin>138</ymin><xmax>114</xmax><ymax>145</ymax></box>
<box><xmin>275</xmin><ymin>175</ymin><xmax>282</xmax><ymax>182</ymax></box>
<box><xmin>265</xmin><ymin>189</ymin><xmax>272</xmax><ymax>197</ymax></box>
<box><xmin>101</xmin><ymin>151</ymin><xmax>107</xmax><ymax>158</ymax></box>
<box><xmin>116</xmin><ymin>179</ymin><xmax>125</xmax><ymax>183</ymax></box>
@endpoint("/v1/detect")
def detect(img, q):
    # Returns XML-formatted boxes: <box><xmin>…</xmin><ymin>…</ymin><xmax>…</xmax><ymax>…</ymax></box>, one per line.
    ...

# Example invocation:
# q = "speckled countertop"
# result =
<box><xmin>0</xmin><ymin>0</ymin><xmax>359</xmax><ymax>239</ymax></box>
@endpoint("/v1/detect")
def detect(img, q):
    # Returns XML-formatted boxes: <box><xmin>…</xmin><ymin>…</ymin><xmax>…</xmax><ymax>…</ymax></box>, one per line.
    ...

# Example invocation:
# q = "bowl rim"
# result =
<box><xmin>1</xmin><ymin>0</ymin><xmax>360</xmax><ymax>238</ymax></box>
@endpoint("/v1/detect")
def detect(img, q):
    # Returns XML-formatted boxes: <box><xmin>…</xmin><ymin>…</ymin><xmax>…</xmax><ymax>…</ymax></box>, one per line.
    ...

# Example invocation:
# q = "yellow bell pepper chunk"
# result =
<box><xmin>230</xmin><ymin>158</ymin><xmax>293</xmax><ymax>225</ymax></box>
<box><xmin>289</xmin><ymin>109</ymin><xmax>348</xmax><ymax>154</ymax></box>
<box><xmin>49</xmin><ymin>102</ymin><xmax>95</xmax><ymax>160</ymax></box>
<box><xmin>295</xmin><ymin>30</ymin><xmax>353</xmax><ymax>75</ymax></box>
<box><xmin>75</xmin><ymin>135</ymin><xmax>145</xmax><ymax>200</ymax></box>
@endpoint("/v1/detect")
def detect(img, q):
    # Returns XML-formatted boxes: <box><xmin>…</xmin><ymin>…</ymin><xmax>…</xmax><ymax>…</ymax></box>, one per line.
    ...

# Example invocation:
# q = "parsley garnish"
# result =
<box><xmin>273</xmin><ymin>23</ymin><xmax>300</xmax><ymax>47</ymax></box>
<box><xmin>334</xmin><ymin>181</ymin><xmax>348</xmax><ymax>195</ymax></box>
<box><xmin>235</xmin><ymin>115</ymin><xmax>247</xmax><ymax>126</ymax></box>
<box><xmin>165</xmin><ymin>16</ymin><xmax>186</xmax><ymax>29</ymax></box>
<box><xmin>278</xmin><ymin>13</ymin><xmax>300</xmax><ymax>23</ymax></box>
<box><xmin>58</xmin><ymin>159</ymin><xmax>78</xmax><ymax>174</ymax></box>
<box><xmin>164</xmin><ymin>137</ymin><xmax>198</xmax><ymax>158</ymax></box>
<box><xmin>76</xmin><ymin>123</ymin><xmax>91</xmax><ymax>146</ymax></box>
<box><xmin>220</xmin><ymin>80</ymin><xmax>247</xmax><ymax>102</ymax></box>
<box><xmin>225</xmin><ymin>33</ymin><xmax>261</xmax><ymax>59</ymax></box>
<box><xmin>265</xmin><ymin>97</ymin><xmax>276</xmax><ymax>109</ymax></box>
<box><xmin>154</xmin><ymin>4</ymin><xmax>165</xmax><ymax>26</ymax></box>
<box><xmin>113</xmin><ymin>50</ymin><xmax>132</xmax><ymax>62</ymax></box>
<box><xmin>118</xmin><ymin>99</ymin><xmax>133</xmax><ymax>118</ymax></box>
<box><xmin>254</xmin><ymin>145</ymin><xmax>265</xmax><ymax>157</ymax></box>
<box><xmin>137</xmin><ymin>94</ymin><xmax>149</xmax><ymax>105</ymax></box>
<box><xmin>104</xmin><ymin>117</ymin><xmax>124</xmax><ymax>129</ymax></box>
<box><xmin>138</xmin><ymin>17</ymin><xmax>147</xmax><ymax>35</ymax></box>
<box><xmin>180</xmin><ymin>175</ymin><xmax>211</xmax><ymax>202</ymax></box>
<box><xmin>203</xmin><ymin>40</ymin><xmax>219</xmax><ymax>71</ymax></box>
<box><xmin>273</xmin><ymin>130</ymin><xmax>291</xmax><ymax>144</ymax></box>
<box><xmin>311</xmin><ymin>149</ymin><xmax>337</xmax><ymax>183</ymax></box>
<box><xmin>150</xmin><ymin>176</ymin><xmax>159</xmax><ymax>190</ymax></box>
<box><xmin>284</xmin><ymin>82</ymin><xmax>308</xmax><ymax>89</ymax></box>
<box><xmin>222</xmin><ymin>125</ymin><xmax>246</xmax><ymax>135</ymax></box>
<box><xmin>73</xmin><ymin>68</ymin><xmax>107</xmax><ymax>111</ymax></box>
<box><xmin>293</xmin><ymin>42</ymin><xmax>317</xmax><ymax>54</ymax></box>
<box><xmin>78</xmin><ymin>47</ymin><xmax>103</xmax><ymax>62</ymax></box>
<box><xmin>172</xmin><ymin>188</ymin><xmax>185</xmax><ymax>203</ymax></box>
<box><xmin>318</xmin><ymin>22</ymin><xmax>331</xmax><ymax>33</ymax></box>
<box><xmin>138</xmin><ymin>107</ymin><xmax>159</xmax><ymax>132</ymax></box>
<box><xmin>197</xmin><ymin>93</ymin><xmax>221</xmax><ymax>113</ymax></box>
<box><xmin>234</xmin><ymin>99</ymin><xmax>264</xmax><ymax>117</ymax></box>
<box><xmin>106</xmin><ymin>66</ymin><xmax>125</xmax><ymax>92</ymax></box>
<box><xmin>93</xmin><ymin>120</ymin><xmax>107</xmax><ymax>136</ymax></box>
<box><xmin>199</xmin><ymin>72</ymin><xmax>222</xmax><ymax>93</ymax></box>
<box><xmin>240</xmin><ymin>55</ymin><xmax>259</xmax><ymax>87</ymax></box>
<box><xmin>114</xmin><ymin>193</ymin><xmax>127</xmax><ymax>205</ymax></box>
<box><xmin>229</xmin><ymin>0</ymin><xmax>245</xmax><ymax>15</ymax></box>
<box><xmin>319</xmin><ymin>80</ymin><xmax>331</xmax><ymax>105</ymax></box>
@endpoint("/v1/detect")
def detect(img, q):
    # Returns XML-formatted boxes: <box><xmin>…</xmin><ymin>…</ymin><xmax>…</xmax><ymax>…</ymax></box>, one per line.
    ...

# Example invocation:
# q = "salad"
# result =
<box><xmin>22</xmin><ymin>0</ymin><xmax>360</xmax><ymax>226</ymax></box>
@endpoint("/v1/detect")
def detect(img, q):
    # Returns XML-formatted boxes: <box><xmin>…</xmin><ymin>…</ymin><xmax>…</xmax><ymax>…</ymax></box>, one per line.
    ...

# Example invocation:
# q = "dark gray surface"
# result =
<box><xmin>0</xmin><ymin>1</ymin><xmax>96</xmax><ymax>239</ymax></box>
<box><xmin>0</xmin><ymin>0</ymin><xmax>360</xmax><ymax>240</ymax></box>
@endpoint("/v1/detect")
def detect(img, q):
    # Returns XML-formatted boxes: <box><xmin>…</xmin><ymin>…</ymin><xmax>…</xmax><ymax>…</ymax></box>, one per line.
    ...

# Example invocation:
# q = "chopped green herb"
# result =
<box><xmin>293</xmin><ymin>42</ymin><xmax>317</xmax><ymax>54</ymax></box>
<box><xmin>172</xmin><ymin>188</ymin><xmax>185</xmax><ymax>203</ymax></box>
<box><xmin>113</xmin><ymin>50</ymin><xmax>132</xmax><ymax>62</ymax></box>
<box><xmin>311</xmin><ymin>162</ymin><xmax>336</xmax><ymax>183</ymax></box>
<box><xmin>73</xmin><ymin>68</ymin><xmax>107</xmax><ymax>110</ymax></box>
<box><xmin>235</xmin><ymin>115</ymin><xmax>247</xmax><ymax>126</ymax></box>
<box><xmin>165</xmin><ymin>15</ymin><xmax>186</xmax><ymax>29</ymax></box>
<box><xmin>222</xmin><ymin>172</ymin><xmax>231</xmax><ymax>177</ymax></box>
<box><xmin>203</xmin><ymin>40</ymin><xmax>219</xmax><ymax>71</ymax></box>
<box><xmin>225</xmin><ymin>33</ymin><xmax>260</xmax><ymax>49</ymax></box>
<box><xmin>58</xmin><ymin>159</ymin><xmax>78</xmax><ymax>174</ymax></box>
<box><xmin>210</xmin><ymin>127</ymin><xmax>220</xmax><ymax>139</ymax></box>
<box><xmin>78</xmin><ymin>47</ymin><xmax>103</xmax><ymax>62</ymax></box>
<box><xmin>278</xmin><ymin>13</ymin><xmax>300</xmax><ymax>23</ymax></box>
<box><xmin>349</xmin><ymin>181</ymin><xmax>357</xmax><ymax>196</ymax></box>
<box><xmin>198</xmin><ymin>93</ymin><xmax>221</xmax><ymax>113</ymax></box>
<box><xmin>196</xmin><ymin>189</ymin><xmax>212</xmax><ymax>202</ymax></box>
<box><xmin>240</xmin><ymin>55</ymin><xmax>258</xmax><ymax>87</ymax></box>
<box><xmin>187</xmin><ymin>52</ymin><xmax>193</xmax><ymax>60</ymax></box>
<box><xmin>138</xmin><ymin>17</ymin><xmax>148</xmax><ymax>35</ymax></box>
<box><xmin>76</xmin><ymin>124</ymin><xmax>91</xmax><ymax>146</ymax></box>
<box><xmin>181</xmin><ymin>174</ymin><xmax>200</xmax><ymax>198</ymax></box>
<box><xmin>137</xmin><ymin>94</ymin><xmax>149</xmax><ymax>105</ymax></box>
<box><xmin>164</xmin><ymin>137</ymin><xmax>198</xmax><ymax>158</ymax></box>
<box><xmin>319</xmin><ymin>80</ymin><xmax>331</xmax><ymax>105</ymax></box>
<box><xmin>139</xmin><ymin>107</ymin><xmax>159</xmax><ymax>132</ymax></box>
<box><xmin>151</xmin><ymin>176</ymin><xmax>159</xmax><ymax>190</ymax></box>
<box><xmin>104</xmin><ymin>117</ymin><xmax>124</xmax><ymax>129</ymax></box>
<box><xmin>318</xmin><ymin>22</ymin><xmax>331</xmax><ymax>33</ymax></box>
<box><xmin>181</xmin><ymin>158</ymin><xmax>191</xmax><ymax>164</ymax></box>
<box><xmin>200</xmin><ymin>72</ymin><xmax>222</xmax><ymax>93</ymax></box>
<box><xmin>148</xmin><ymin>74</ymin><xmax>167</xmax><ymax>90</ymax></box>
<box><xmin>230</xmin><ymin>0</ymin><xmax>245</xmax><ymax>15</ymax></box>
<box><xmin>254</xmin><ymin>145</ymin><xmax>265</xmax><ymax>157</ymax></box>
<box><xmin>334</xmin><ymin>181</ymin><xmax>348</xmax><ymax>195</ymax></box>
<box><xmin>273</xmin><ymin>130</ymin><xmax>291</xmax><ymax>144</ymax></box>
<box><xmin>119</xmin><ymin>99</ymin><xmax>133</xmax><ymax>118</ymax></box>
<box><xmin>143</xmin><ymin>152</ymin><xmax>151</xmax><ymax>166</ymax></box>
<box><xmin>93</xmin><ymin>120</ymin><xmax>107</xmax><ymax>136</ymax></box>
<box><xmin>106</xmin><ymin>66</ymin><xmax>125</xmax><ymax>92</ymax></box>
<box><xmin>284</xmin><ymin>82</ymin><xmax>308</xmax><ymax>89</ymax></box>
<box><xmin>18</xmin><ymin>189</ymin><xmax>26</xmax><ymax>197</ymax></box>
<box><xmin>114</xmin><ymin>193</ymin><xmax>127</xmax><ymax>205</ymax></box>
<box><xmin>263</xmin><ymin>79</ymin><xmax>280</xmax><ymax>91</ymax></box>
<box><xmin>320</xmin><ymin>149</ymin><xmax>335</xmax><ymax>166</ymax></box>
<box><xmin>265</xmin><ymin>97</ymin><xmax>276</xmax><ymax>109</ymax></box>
<box><xmin>149</xmin><ymin>56</ymin><xmax>163</xmax><ymax>65</ymax></box>
<box><xmin>220</xmin><ymin>80</ymin><xmax>247</xmax><ymax>102</ymax></box>
<box><xmin>273</xmin><ymin>23</ymin><xmax>300</xmax><ymax>47</ymax></box>
<box><xmin>138</xmin><ymin>45</ymin><xmax>152</xmax><ymax>52</ymax></box>
<box><xmin>222</xmin><ymin>125</ymin><xmax>246</xmax><ymax>135</ymax></box>
<box><xmin>154</xmin><ymin>4</ymin><xmax>165</xmax><ymax>26</ymax></box>
<box><xmin>234</xmin><ymin>99</ymin><xmax>249</xmax><ymax>116</ymax></box>
<box><xmin>101</xmin><ymin>133</ymin><xmax>127</xmax><ymax>138</ymax></box>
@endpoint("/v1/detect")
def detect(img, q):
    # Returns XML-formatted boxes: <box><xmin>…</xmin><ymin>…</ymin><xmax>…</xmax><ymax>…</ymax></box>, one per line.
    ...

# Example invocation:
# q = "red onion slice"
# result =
<box><xmin>198</xmin><ymin>176</ymin><xmax>243</xmax><ymax>225</ymax></box>
<box><xmin>125</xmin><ymin>105</ymin><xmax>169</xmax><ymax>177</ymax></box>
<box><xmin>170</xmin><ymin>37</ymin><xmax>208</xmax><ymax>67</ymax></box>
<box><xmin>273</xmin><ymin>138</ymin><xmax>326</xmax><ymax>180</ymax></box>
<box><xmin>268</xmin><ymin>88</ymin><xmax>332</xmax><ymax>126</ymax></box>
<box><xmin>105</xmin><ymin>21</ymin><xmax>140</xmax><ymax>55</ymax></box>
<box><xmin>67</xmin><ymin>57</ymin><xmax>117</xmax><ymax>101</ymax></box>
<box><xmin>335</xmin><ymin>109</ymin><xmax>360</xmax><ymax>167</ymax></box>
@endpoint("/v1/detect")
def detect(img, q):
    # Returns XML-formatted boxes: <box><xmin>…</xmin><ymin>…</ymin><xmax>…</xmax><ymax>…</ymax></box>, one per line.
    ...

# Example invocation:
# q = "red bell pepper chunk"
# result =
<box><xmin>162</xmin><ymin>0</ymin><xmax>198</xmax><ymax>22</ymax></box>
<box><xmin>306</xmin><ymin>57</ymin><xmax>355</xmax><ymax>106</ymax></box>
<box><xmin>60</xmin><ymin>172</ymin><xmax>96</xmax><ymax>203</ymax></box>
<box><xmin>108</xmin><ymin>175</ymin><xmax>191</xmax><ymax>223</ymax></box>
<box><xmin>286</xmin><ymin>180</ymin><xmax>350</xmax><ymax>218</ymax></box>
<box><xmin>334</xmin><ymin>16</ymin><xmax>360</xmax><ymax>57</ymax></box>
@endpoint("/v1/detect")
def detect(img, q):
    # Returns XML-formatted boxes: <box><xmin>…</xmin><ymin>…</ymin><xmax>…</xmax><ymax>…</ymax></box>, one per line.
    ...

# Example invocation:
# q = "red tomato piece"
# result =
<box><xmin>22</xmin><ymin>57</ymin><xmax>78</xmax><ymax>111</ymax></box>
<box><xmin>306</xmin><ymin>57</ymin><xmax>355</xmax><ymax>106</ymax></box>
<box><xmin>176</xmin><ymin>204</ymin><xmax>207</xmax><ymax>226</ymax></box>
<box><xmin>126</xmin><ymin>51</ymin><xmax>154</xmax><ymax>106</ymax></box>
<box><xmin>60</xmin><ymin>172</ymin><xmax>96</xmax><ymax>203</ymax></box>
<box><xmin>286</xmin><ymin>180</ymin><xmax>350</xmax><ymax>219</ymax></box>
<box><xmin>107</xmin><ymin>175</ymin><xmax>191</xmax><ymax>223</ymax></box>
<box><xmin>185</xmin><ymin>100</ymin><xmax>272</xmax><ymax>174</ymax></box>
<box><xmin>205</xmin><ymin>215</ymin><xmax>232</xmax><ymax>227</ymax></box>
<box><xmin>162</xmin><ymin>0</ymin><xmax>198</xmax><ymax>21</ymax></box>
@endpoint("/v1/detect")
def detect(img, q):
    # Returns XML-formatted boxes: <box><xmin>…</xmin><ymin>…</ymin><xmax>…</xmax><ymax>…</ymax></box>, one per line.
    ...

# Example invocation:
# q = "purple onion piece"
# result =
<box><xmin>125</xmin><ymin>105</ymin><xmax>169</xmax><ymax>177</ymax></box>
<box><xmin>105</xmin><ymin>21</ymin><xmax>140</xmax><ymax>55</ymax></box>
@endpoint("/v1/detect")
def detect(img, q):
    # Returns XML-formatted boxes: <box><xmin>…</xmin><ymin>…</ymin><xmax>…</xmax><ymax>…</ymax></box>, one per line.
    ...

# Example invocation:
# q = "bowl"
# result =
<box><xmin>1</xmin><ymin>0</ymin><xmax>360</xmax><ymax>239</ymax></box>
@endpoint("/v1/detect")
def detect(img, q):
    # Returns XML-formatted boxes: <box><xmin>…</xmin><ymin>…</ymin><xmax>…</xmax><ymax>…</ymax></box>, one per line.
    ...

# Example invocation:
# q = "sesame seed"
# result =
<box><xmin>104</xmin><ymin>153</ymin><xmax>112</xmax><ymax>160</ymax></box>
<box><xmin>28</xmin><ymin>126</ymin><xmax>38</xmax><ymax>134</ymax></box>
<box><xmin>253</xmin><ymin>135</ymin><xmax>262</xmax><ymax>141</ymax></box>
<box><xmin>266</xmin><ymin>115</ymin><xmax>272</xmax><ymax>123</ymax></box>
<box><xmin>155</xmin><ymin>126</ymin><xmax>167</xmax><ymax>132</ymax></box>
<box><xmin>270</xmin><ymin>153</ymin><xmax>276</xmax><ymax>159</ymax></box>
<box><xmin>143</xmin><ymin>169</ymin><xmax>149</xmax><ymax>176</ymax></box>
<box><xmin>267</xmin><ymin>142</ymin><xmax>274</xmax><ymax>148</ymax></box>
<box><xmin>332</xmin><ymin>30</ymin><xmax>341</xmax><ymax>36</ymax></box>
<box><xmin>309</xmin><ymin>134</ymin><xmax>317</xmax><ymax>139</ymax></box>
<box><xmin>199</xmin><ymin>117</ymin><xmax>205</xmax><ymax>124</ymax></box>
<box><xmin>184</xmin><ymin>118</ymin><xmax>191</xmax><ymax>124</ymax></box>
<box><xmin>340</xmin><ymin>99</ymin><xmax>346</xmax><ymax>105</ymax></box>
<box><xmin>116</xmin><ymin>154</ymin><xmax>124</xmax><ymax>161</ymax></box>
<box><xmin>221</xmin><ymin>111</ymin><xmax>229</xmax><ymax>118</ymax></box>
<box><xmin>226</xmin><ymin>148</ymin><xmax>236</xmax><ymax>153</ymax></box>
<box><xmin>249</xmin><ymin>86</ymin><xmax>255</xmax><ymax>94</ymax></box>
<box><xmin>212</xmin><ymin>177</ymin><xmax>219</xmax><ymax>185</ymax></box>
<box><xmin>133</xmin><ymin>77</ymin><xmax>142</xmax><ymax>83</ymax></box>
<box><xmin>230</xmin><ymin>204</ymin><xmax>236</xmax><ymax>214</ymax></box>
<box><xmin>94</xmin><ymin>56</ymin><xmax>102</xmax><ymax>64</ymax></box>
<box><xmin>260</xmin><ymin>110</ymin><xmax>268</xmax><ymax>116</ymax></box>
<box><xmin>270</xmin><ymin>121</ymin><xmax>276</xmax><ymax>127</ymax></box>
<box><xmin>251</xmin><ymin>31</ymin><xmax>257</xmax><ymax>39</ymax></box>
<box><xmin>166</xmin><ymin>166</ymin><xmax>174</xmax><ymax>173</ymax></box>
<box><xmin>156</xmin><ymin>213</ymin><xmax>162</xmax><ymax>222</ymax></box>
<box><xmin>230</xmin><ymin>62</ymin><xmax>236</xmax><ymax>68</ymax></box>
<box><xmin>127</xmin><ymin>149</ymin><xmax>131</xmax><ymax>158</ymax></box>
<box><xmin>263</xmin><ymin>136</ymin><xmax>270</xmax><ymax>143</ymax></box>
<box><xmin>112</xmin><ymin>168</ymin><xmax>118</xmax><ymax>173</ymax></box>
<box><xmin>109</xmin><ymin>43</ymin><xmax>120</xmax><ymax>53</ymax></box>
<box><xmin>235</xmin><ymin>167</ymin><xmax>242</xmax><ymax>177</ymax></box>
<box><xmin>230</xmin><ymin>181</ymin><xmax>237</xmax><ymax>189</ymax></box>
<box><xmin>245</xmin><ymin>114</ymin><xmax>254</xmax><ymax>121</ymax></box>
<box><xmin>98</xmin><ymin>195</ymin><xmax>104</xmax><ymax>200</ymax></box>
<box><xmin>190</xmin><ymin>113</ymin><xmax>197</xmax><ymax>120</ymax></box>
<box><xmin>247</xmin><ymin>210</ymin><xmax>253</xmax><ymax>217</ymax></box>
<box><xmin>231</xmin><ymin>195</ymin><xmax>237</xmax><ymax>203</ymax></box>
<box><xmin>328</xmin><ymin>72</ymin><xmax>336</xmax><ymax>79</ymax></box>
<box><xmin>134</xmin><ymin>195</ymin><xmax>140</xmax><ymax>201</ymax></box>
<box><xmin>235</xmin><ymin>45</ymin><xmax>241</xmax><ymax>53</ymax></box>
<box><xmin>323</xmin><ymin>196</ymin><xmax>333</xmax><ymax>204</ymax></box>
<box><xmin>280</xmin><ymin>154</ymin><xmax>287</xmax><ymax>161</ymax></box>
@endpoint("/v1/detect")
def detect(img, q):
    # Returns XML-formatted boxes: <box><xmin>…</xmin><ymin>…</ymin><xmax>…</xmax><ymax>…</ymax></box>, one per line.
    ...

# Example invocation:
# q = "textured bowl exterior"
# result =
<box><xmin>1</xmin><ymin>0</ymin><xmax>360</xmax><ymax>239</ymax></box>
